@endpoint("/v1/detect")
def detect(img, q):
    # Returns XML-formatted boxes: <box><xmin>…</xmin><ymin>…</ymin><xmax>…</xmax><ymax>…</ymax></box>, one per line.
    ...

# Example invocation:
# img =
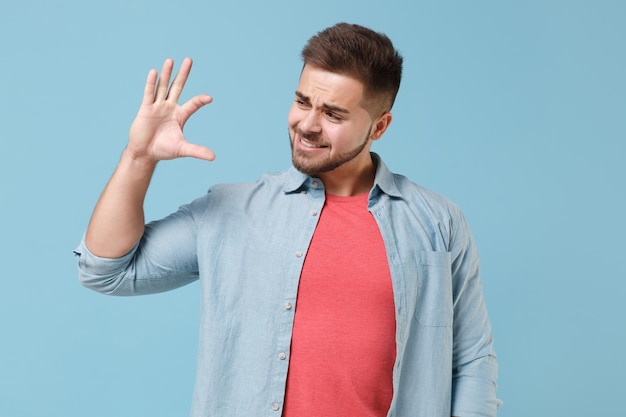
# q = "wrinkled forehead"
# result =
<box><xmin>297</xmin><ymin>65</ymin><xmax>367</xmax><ymax>109</ymax></box>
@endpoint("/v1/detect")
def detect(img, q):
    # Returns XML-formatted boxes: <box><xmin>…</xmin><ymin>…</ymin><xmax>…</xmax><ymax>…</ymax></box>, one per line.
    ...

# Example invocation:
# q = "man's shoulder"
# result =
<box><xmin>383</xmin><ymin>172</ymin><xmax>475</xmax><ymax>253</ymax></box>
<box><xmin>206</xmin><ymin>168</ymin><xmax>294</xmax><ymax>195</ymax></box>
<box><xmin>184</xmin><ymin>168</ymin><xmax>305</xmax><ymax>224</ymax></box>
<box><xmin>386</xmin><ymin>171</ymin><xmax>465</xmax><ymax>222</ymax></box>
<box><xmin>373</xmin><ymin>153</ymin><xmax>460</xmax><ymax>213</ymax></box>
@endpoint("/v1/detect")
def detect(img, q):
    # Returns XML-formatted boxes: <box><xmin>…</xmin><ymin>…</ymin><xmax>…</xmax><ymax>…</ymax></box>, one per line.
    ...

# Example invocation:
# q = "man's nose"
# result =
<box><xmin>298</xmin><ymin>110</ymin><xmax>322</xmax><ymax>134</ymax></box>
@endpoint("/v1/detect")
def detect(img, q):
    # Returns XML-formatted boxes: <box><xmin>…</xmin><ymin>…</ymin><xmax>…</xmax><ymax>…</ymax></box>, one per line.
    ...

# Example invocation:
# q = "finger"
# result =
<box><xmin>167</xmin><ymin>57</ymin><xmax>193</xmax><ymax>102</ymax></box>
<box><xmin>141</xmin><ymin>69</ymin><xmax>158</xmax><ymax>105</ymax></box>
<box><xmin>179</xmin><ymin>142</ymin><xmax>216</xmax><ymax>161</ymax></box>
<box><xmin>179</xmin><ymin>94</ymin><xmax>213</xmax><ymax>123</ymax></box>
<box><xmin>155</xmin><ymin>58</ymin><xmax>174</xmax><ymax>101</ymax></box>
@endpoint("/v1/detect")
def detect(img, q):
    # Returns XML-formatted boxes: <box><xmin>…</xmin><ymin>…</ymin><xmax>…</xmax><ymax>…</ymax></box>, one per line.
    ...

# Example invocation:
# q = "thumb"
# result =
<box><xmin>179</xmin><ymin>142</ymin><xmax>216</xmax><ymax>161</ymax></box>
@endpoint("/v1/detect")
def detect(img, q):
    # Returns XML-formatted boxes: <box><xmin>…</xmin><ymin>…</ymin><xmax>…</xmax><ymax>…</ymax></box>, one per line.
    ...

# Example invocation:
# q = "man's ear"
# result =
<box><xmin>370</xmin><ymin>112</ymin><xmax>393</xmax><ymax>141</ymax></box>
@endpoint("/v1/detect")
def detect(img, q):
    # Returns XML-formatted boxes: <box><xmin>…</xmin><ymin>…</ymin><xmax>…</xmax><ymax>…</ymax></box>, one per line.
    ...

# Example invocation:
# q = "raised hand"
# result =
<box><xmin>84</xmin><ymin>58</ymin><xmax>215</xmax><ymax>257</ymax></box>
<box><xmin>128</xmin><ymin>58</ymin><xmax>215</xmax><ymax>164</ymax></box>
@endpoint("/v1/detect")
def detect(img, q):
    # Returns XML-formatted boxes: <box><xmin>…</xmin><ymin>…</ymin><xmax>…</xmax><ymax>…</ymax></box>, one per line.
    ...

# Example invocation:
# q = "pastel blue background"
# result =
<box><xmin>1</xmin><ymin>0</ymin><xmax>624</xmax><ymax>416</ymax></box>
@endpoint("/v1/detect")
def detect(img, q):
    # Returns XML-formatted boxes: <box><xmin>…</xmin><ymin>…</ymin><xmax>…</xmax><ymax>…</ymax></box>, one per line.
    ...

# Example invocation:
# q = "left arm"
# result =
<box><xmin>449</xmin><ymin>211</ymin><xmax>501</xmax><ymax>416</ymax></box>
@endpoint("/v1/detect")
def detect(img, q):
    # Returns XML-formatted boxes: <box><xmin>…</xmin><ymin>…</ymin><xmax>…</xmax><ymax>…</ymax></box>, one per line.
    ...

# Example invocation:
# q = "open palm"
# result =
<box><xmin>128</xmin><ymin>58</ymin><xmax>215</xmax><ymax>164</ymax></box>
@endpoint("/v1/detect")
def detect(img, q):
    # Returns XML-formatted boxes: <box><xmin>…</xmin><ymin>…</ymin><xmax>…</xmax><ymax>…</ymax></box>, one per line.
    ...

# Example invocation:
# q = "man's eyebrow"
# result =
<box><xmin>295</xmin><ymin>91</ymin><xmax>310</xmax><ymax>103</ymax></box>
<box><xmin>295</xmin><ymin>91</ymin><xmax>350</xmax><ymax>114</ymax></box>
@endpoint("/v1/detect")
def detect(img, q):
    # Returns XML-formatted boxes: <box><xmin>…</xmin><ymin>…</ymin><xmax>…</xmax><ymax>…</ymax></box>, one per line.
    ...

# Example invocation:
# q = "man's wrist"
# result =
<box><xmin>120</xmin><ymin>147</ymin><xmax>158</xmax><ymax>172</ymax></box>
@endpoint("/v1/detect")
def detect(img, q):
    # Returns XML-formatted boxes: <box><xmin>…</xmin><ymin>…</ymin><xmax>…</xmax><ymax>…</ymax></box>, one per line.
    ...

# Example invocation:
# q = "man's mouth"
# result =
<box><xmin>299</xmin><ymin>135</ymin><xmax>328</xmax><ymax>149</ymax></box>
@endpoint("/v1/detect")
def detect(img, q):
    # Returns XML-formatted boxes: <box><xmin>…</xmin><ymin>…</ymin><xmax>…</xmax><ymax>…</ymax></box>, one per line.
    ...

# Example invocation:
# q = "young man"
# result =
<box><xmin>76</xmin><ymin>23</ymin><xmax>500</xmax><ymax>417</ymax></box>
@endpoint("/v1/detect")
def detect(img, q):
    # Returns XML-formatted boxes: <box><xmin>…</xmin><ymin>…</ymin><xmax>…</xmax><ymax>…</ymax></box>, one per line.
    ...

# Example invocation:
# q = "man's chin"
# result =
<box><xmin>292</xmin><ymin>162</ymin><xmax>320</xmax><ymax>177</ymax></box>
<box><xmin>292</xmin><ymin>155</ymin><xmax>324</xmax><ymax>177</ymax></box>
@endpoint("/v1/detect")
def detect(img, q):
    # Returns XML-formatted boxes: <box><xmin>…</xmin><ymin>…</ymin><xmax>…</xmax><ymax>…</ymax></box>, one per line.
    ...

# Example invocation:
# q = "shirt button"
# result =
<box><xmin>311</xmin><ymin>210</ymin><xmax>318</xmax><ymax>216</ymax></box>
<box><xmin>272</xmin><ymin>403</ymin><xmax>280</xmax><ymax>411</ymax></box>
<box><xmin>295</xmin><ymin>251</ymin><xmax>302</xmax><ymax>258</ymax></box>
<box><xmin>284</xmin><ymin>302</ymin><xmax>292</xmax><ymax>310</ymax></box>
<box><xmin>311</xmin><ymin>181</ymin><xmax>319</xmax><ymax>188</ymax></box>
<box><xmin>278</xmin><ymin>352</ymin><xmax>287</xmax><ymax>360</ymax></box>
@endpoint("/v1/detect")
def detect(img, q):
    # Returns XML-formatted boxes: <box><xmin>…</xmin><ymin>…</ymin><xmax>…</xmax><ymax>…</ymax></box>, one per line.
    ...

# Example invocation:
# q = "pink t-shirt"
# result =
<box><xmin>283</xmin><ymin>192</ymin><xmax>396</xmax><ymax>417</ymax></box>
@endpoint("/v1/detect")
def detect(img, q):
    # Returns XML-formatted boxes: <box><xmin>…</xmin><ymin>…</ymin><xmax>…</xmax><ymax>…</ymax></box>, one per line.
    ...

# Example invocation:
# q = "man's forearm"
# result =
<box><xmin>85</xmin><ymin>148</ymin><xmax>157</xmax><ymax>258</ymax></box>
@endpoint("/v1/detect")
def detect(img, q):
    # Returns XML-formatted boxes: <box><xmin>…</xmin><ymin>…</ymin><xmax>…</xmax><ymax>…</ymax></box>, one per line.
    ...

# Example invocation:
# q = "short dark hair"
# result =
<box><xmin>301</xmin><ymin>22</ymin><xmax>403</xmax><ymax>114</ymax></box>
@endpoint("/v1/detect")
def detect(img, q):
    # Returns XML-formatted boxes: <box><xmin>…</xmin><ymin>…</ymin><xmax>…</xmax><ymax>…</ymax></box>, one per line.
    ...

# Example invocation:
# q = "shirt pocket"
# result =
<box><xmin>414</xmin><ymin>251</ymin><xmax>453</xmax><ymax>327</ymax></box>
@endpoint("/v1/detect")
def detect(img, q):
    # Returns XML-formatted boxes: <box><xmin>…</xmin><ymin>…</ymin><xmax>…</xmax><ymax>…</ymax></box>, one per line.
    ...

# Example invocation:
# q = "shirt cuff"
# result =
<box><xmin>74</xmin><ymin>236</ymin><xmax>139</xmax><ymax>295</ymax></box>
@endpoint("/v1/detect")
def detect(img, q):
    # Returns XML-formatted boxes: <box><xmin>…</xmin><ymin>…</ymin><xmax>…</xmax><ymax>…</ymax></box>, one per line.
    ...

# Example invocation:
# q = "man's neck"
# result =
<box><xmin>318</xmin><ymin>158</ymin><xmax>376</xmax><ymax>196</ymax></box>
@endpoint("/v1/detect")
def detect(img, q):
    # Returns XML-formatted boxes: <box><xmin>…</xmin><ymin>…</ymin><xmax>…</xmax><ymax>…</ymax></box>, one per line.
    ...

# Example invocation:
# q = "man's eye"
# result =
<box><xmin>326</xmin><ymin>112</ymin><xmax>341</xmax><ymax>121</ymax></box>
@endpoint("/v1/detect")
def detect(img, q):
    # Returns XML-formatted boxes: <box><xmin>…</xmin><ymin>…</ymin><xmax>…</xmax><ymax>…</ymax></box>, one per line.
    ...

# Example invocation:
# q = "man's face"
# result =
<box><xmin>288</xmin><ymin>65</ymin><xmax>377</xmax><ymax>177</ymax></box>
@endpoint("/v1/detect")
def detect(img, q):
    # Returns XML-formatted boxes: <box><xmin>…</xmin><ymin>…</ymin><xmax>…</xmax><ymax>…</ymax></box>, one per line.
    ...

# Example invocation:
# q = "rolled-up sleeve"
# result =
<box><xmin>74</xmin><ymin>201</ymin><xmax>202</xmax><ymax>296</ymax></box>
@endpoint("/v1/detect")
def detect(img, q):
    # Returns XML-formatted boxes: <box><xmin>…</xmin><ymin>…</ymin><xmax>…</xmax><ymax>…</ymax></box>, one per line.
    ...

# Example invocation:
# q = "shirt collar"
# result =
<box><xmin>282</xmin><ymin>152</ymin><xmax>403</xmax><ymax>199</ymax></box>
<box><xmin>370</xmin><ymin>153</ymin><xmax>403</xmax><ymax>199</ymax></box>
<box><xmin>283</xmin><ymin>167</ymin><xmax>311</xmax><ymax>194</ymax></box>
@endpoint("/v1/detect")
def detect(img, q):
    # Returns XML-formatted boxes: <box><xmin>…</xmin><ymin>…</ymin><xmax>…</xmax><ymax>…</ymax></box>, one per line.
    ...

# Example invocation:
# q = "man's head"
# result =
<box><xmin>301</xmin><ymin>22</ymin><xmax>403</xmax><ymax>117</ymax></box>
<box><xmin>288</xmin><ymin>23</ymin><xmax>403</xmax><ymax>190</ymax></box>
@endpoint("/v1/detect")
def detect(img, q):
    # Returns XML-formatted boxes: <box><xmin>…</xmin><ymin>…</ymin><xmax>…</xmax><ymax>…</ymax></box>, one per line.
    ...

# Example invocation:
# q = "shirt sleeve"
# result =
<box><xmin>74</xmin><ymin>202</ymin><xmax>201</xmax><ymax>296</ymax></box>
<box><xmin>449</xmin><ymin>210</ymin><xmax>503</xmax><ymax>416</ymax></box>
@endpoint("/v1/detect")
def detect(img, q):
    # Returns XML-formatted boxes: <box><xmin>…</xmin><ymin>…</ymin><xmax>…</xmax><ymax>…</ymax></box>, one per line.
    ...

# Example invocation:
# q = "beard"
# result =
<box><xmin>289</xmin><ymin>128</ymin><xmax>371</xmax><ymax>177</ymax></box>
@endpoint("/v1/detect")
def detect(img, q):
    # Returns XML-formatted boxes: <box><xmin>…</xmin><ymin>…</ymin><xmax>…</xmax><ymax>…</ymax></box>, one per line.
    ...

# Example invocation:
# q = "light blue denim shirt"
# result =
<box><xmin>75</xmin><ymin>153</ymin><xmax>500</xmax><ymax>417</ymax></box>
